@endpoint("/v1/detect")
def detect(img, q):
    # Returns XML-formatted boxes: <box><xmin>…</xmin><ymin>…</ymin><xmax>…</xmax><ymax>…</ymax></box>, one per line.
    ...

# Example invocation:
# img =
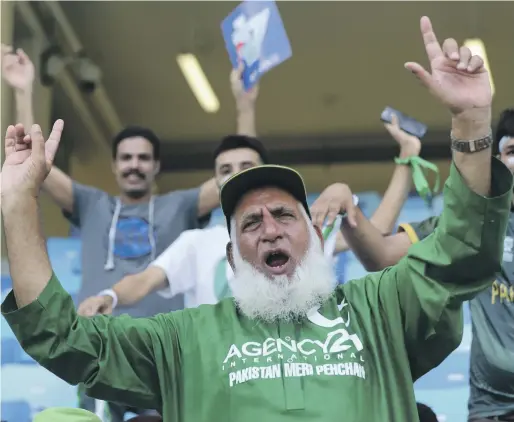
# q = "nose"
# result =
<box><xmin>129</xmin><ymin>157</ymin><xmax>140</xmax><ymax>169</ymax></box>
<box><xmin>261</xmin><ymin>211</ymin><xmax>283</xmax><ymax>243</ymax></box>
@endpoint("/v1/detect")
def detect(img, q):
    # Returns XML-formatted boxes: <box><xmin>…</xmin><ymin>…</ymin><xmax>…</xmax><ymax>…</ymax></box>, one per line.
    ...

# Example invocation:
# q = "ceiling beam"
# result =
<box><xmin>15</xmin><ymin>2</ymin><xmax>107</xmax><ymax>149</ymax></box>
<box><xmin>41</xmin><ymin>1</ymin><xmax>124</xmax><ymax>136</ymax></box>
<box><xmin>159</xmin><ymin>129</ymin><xmax>453</xmax><ymax>172</ymax></box>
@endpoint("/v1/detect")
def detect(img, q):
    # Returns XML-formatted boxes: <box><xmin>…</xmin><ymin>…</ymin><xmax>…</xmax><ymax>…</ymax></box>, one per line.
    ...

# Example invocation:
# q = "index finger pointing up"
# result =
<box><xmin>44</xmin><ymin>119</ymin><xmax>64</xmax><ymax>164</ymax></box>
<box><xmin>420</xmin><ymin>16</ymin><xmax>443</xmax><ymax>63</ymax></box>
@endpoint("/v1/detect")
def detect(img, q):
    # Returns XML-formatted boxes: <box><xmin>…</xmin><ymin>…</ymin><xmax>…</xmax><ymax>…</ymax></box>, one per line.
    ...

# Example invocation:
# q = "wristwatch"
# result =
<box><xmin>450</xmin><ymin>132</ymin><xmax>493</xmax><ymax>153</ymax></box>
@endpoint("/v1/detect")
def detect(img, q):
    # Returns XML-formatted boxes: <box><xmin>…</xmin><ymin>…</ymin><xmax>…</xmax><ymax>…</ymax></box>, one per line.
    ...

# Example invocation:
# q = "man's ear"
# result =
<box><xmin>226</xmin><ymin>242</ymin><xmax>235</xmax><ymax>271</ymax></box>
<box><xmin>153</xmin><ymin>160</ymin><xmax>161</xmax><ymax>176</ymax></box>
<box><xmin>313</xmin><ymin>225</ymin><xmax>325</xmax><ymax>250</ymax></box>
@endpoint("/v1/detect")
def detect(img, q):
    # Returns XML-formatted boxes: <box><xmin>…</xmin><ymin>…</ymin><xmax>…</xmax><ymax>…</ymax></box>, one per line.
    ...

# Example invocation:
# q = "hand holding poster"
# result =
<box><xmin>221</xmin><ymin>0</ymin><xmax>292</xmax><ymax>90</ymax></box>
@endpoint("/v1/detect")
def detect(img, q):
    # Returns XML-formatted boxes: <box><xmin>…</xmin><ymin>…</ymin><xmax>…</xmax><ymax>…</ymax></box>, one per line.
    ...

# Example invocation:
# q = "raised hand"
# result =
<box><xmin>230</xmin><ymin>62</ymin><xmax>259</xmax><ymax>111</ymax></box>
<box><xmin>384</xmin><ymin>114</ymin><xmax>421</xmax><ymax>159</ymax></box>
<box><xmin>1</xmin><ymin>120</ymin><xmax>63</xmax><ymax>199</ymax></box>
<box><xmin>1</xmin><ymin>44</ymin><xmax>35</xmax><ymax>91</ymax></box>
<box><xmin>310</xmin><ymin>183</ymin><xmax>358</xmax><ymax>229</ymax></box>
<box><xmin>78</xmin><ymin>295</ymin><xmax>114</xmax><ymax>317</ymax></box>
<box><xmin>405</xmin><ymin>17</ymin><xmax>491</xmax><ymax>116</ymax></box>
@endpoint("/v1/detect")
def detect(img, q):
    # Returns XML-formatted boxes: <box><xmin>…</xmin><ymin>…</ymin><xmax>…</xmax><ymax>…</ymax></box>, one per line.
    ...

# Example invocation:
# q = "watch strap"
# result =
<box><xmin>450</xmin><ymin>132</ymin><xmax>493</xmax><ymax>153</ymax></box>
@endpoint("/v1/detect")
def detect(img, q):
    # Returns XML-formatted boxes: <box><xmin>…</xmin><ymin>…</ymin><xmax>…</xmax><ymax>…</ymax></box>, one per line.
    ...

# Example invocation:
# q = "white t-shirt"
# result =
<box><xmin>153</xmin><ymin>225</ymin><xmax>230</xmax><ymax>308</ymax></box>
<box><xmin>153</xmin><ymin>216</ymin><xmax>342</xmax><ymax>308</ymax></box>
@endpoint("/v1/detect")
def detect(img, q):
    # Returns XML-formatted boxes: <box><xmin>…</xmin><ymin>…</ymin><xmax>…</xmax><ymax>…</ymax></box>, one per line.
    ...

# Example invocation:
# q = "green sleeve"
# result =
<box><xmin>398</xmin><ymin>216</ymin><xmax>440</xmax><ymax>243</ymax></box>
<box><xmin>367</xmin><ymin>158</ymin><xmax>511</xmax><ymax>380</ymax></box>
<box><xmin>1</xmin><ymin>274</ymin><xmax>180</xmax><ymax>410</ymax></box>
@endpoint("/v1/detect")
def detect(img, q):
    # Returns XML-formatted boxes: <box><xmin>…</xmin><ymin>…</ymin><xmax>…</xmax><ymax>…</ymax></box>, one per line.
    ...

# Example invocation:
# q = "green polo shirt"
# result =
<box><xmin>2</xmin><ymin>159</ymin><xmax>512</xmax><ymax>422</ymax></box>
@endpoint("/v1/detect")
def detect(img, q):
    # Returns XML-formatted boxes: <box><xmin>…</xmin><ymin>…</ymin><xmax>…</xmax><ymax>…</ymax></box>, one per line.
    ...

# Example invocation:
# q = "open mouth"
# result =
<box><xmin>264</xmin><ymin>250</ymin><xmax>290</xmax><ymax>273</ymax></box>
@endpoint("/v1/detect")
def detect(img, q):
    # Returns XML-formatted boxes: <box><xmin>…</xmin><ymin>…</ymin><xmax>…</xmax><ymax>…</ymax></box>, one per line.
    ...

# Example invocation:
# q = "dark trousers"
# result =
<box><xmin>78</xmin><ymin>384</ymin><xmax>159</xmax><ymax>422</ymax></box>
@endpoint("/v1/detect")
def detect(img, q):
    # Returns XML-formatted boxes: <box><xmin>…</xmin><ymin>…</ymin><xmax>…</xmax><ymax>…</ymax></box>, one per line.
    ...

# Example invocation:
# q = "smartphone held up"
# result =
<box><xmin>381</xmin><ymin>107</ymin><xmax>428</xmax><ymax>139</ymax></box>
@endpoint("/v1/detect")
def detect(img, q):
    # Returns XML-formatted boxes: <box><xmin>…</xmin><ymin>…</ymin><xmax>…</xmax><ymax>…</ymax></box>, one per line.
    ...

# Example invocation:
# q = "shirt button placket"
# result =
<box><xmin>278</xmin><ymin>321</ymin><xmax>305</xmax><ymax>411</ymax></box>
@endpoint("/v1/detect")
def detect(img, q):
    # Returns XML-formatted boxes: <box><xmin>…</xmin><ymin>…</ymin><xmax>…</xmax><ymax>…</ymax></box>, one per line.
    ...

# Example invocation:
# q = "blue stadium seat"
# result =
<box><xmin>415</xmin><ymin>386</ymin><xmax>469</xmax><ymax>422</ymax></box>
<box><xmin>1</xmin><ymin>337</ymin><xmax>20</xmax><ymax>365</ymax></box>
<box><xmin>431</xmin><ymin>194</ymin><xmax>444</xmax><ymax>215</ymax></box>
<box><xmin>1</xmin><ymin>364</ymin><xmax>78</xmax><ymax>410</ymax></box>
<box><xmin>396</xmin><ymin>195</ymin><xmax>440</xmax><ymax>228</ymax></box>
<box><xmin>415</xmin><ymin>349</ymin><xmax>470</xmax><ymax>390</ymax></box>
<box><xmin>1</xmin><ymin>400</ymin><xmax>31</xmax><ymax>422</ymax></box>
<box><xmin>1</xmin><ymin>275</ymin><xmax>12</xmax><ymax>292</ymax></box>
<box><xmin>463</xmin><ymin>302</ymin><xmax>471</xmax><ymax>325</ymax></box>
<box><xmin>71</xmin><ymin>254</ymin><xmax>82</xmax><ymax>276</ymax></box>
<box><xmin>354</xmin><ymin>191</ymin><xmax>381</xmax><ymax>217</ymax></box>
<box><xmin>342</xmin><ymin>253</ymin><xmax>369</xmax><ymax>282</ymax></box>
<box><xmin>333</xmin><ymin>253</ymin><xmax>347</xmax><ymax>284</ymax></box>
<box><xmin>47</xmin><ymin>238</ymin><xmax>82</xmax><ymax>294</ymax></box>
<box><xmin>1</xmin><ymin>338</ymin><xmax>35</xmax><ymax>365</ymax></box>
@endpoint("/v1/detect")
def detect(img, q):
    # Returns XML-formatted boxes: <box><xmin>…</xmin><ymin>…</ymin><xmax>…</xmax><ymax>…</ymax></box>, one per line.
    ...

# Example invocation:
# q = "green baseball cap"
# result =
<box><xmin>33</xmin><ymin>408</ymin><xmax>102</xmax><ymax>422</ymax></box>
<box><xmin>220</xmin><ymin>165</ymin><xmax>310</xmax><ymax>233</ymax></box>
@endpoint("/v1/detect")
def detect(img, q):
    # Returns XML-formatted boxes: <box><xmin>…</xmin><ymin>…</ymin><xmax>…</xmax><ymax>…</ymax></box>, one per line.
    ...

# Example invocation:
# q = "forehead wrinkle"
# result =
<box><xmin>235</xmin><ymin>187</ymin><xmax>298</xmax><ymax>216</ymax></box>
<box><xmin>238</xmin><ymin>202</ymin><xmax>297</xmax><ymax>225</ymax></box>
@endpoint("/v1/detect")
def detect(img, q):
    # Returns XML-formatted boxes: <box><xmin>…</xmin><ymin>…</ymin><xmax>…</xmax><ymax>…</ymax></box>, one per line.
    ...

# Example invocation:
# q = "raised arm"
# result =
<box><xmin>360</xmin><ymin>16</ymin><xmax>510</xmax><ymax>380</ymax></box>
<box><xmin>339</xmin><ymin>210</ymin><xmax>413</xmax><ymax>270</ymax></box>
<box><xmin>231</xmin><ymin>64</ymin><xmax>258</xmax><ymax>137</ymax></box>
<box><xmin>312</xmin><ymin>180</ymin><xmax>415</xmax><ymax>263</ymax></box>
<box><xmin>196</xmin><ymin>67</ymin><xmax>259</xmax><ymax>217</ymax></box>
<box><xmin>378</xmin><ymin>154</ymin><xmax>510</xmax><ymax>379</ymax></box>
<box><xmin>345</xmin><ymin>148</ymin><xmax>511</xmax><ymax>380</ymax></box>
<box><xmin>0</xmin><ymin>121</ymin><xmax>171</xmax><ymax>410</ymax></box>
<box><xmin>77</xmin><ymin>267</ymin><xmax>167</xmax><ymax>316</ymax></box>
<box><xmin>334</xmin><ymin>143</ymin><xmax>419</xmax><ymax>258</ymax></box>
<box><xmin>341</xmin><ymin>215</ymin><xmax>440</xmax><ymax>271</ymax></box>
<box><xmin>43</xmin><ymin>167</ymin><xmax>74</xmax><ymax>213</ymax></box>
<box><xmin>345</xmin><ymin>104</ymin><xmax>510</xmax><ymax>381</ymax></box>
<box><xmin>367</xmin><ymin>115</ymin><xmax>422</xmax><ymax>235</ymax></box>
<box><xmin>332</xmin><ymin>123</ymin><xmax>422</xmax><ymax>255</ymax></box>
<box><xmin>1</xmin><ymin>45</ymin><xmax>74</xmax><ymax>213</ymax></box>
<box><xmin>1</xmin><ymin>45</ymin><xmax>35</xmax><ymax>129</ymax></box>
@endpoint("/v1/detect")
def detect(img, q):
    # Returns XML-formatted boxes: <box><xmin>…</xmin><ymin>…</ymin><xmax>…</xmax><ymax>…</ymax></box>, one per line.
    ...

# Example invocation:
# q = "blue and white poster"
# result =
<box><xmin>221</xmin><ymin>0</ymin><xmax>292</xmax><ymax>90</ymax></box>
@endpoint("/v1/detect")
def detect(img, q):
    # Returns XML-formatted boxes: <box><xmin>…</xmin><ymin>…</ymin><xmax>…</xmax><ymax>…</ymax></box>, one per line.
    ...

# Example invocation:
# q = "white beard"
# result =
<box><xmin>230</xmin><ymin>221</ymin><xmax>337</xmax><ymax>323</ymax></box>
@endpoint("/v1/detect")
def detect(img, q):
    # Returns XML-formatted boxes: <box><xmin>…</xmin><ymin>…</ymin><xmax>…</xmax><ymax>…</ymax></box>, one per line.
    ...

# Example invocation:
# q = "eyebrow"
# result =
<box><xmin>239</xmin><ymin>204</ymin><xmax>297</xmax><ymax>227</ymax></box>
<box><xmin>119</xmin><ymin>153</ymin><xmax>152</xmax><ymax>159</ymax></box>
<box><xmin>219</xmin><ymin>160</ymin><xmax>257</xmax><ymax>171</ymax></box>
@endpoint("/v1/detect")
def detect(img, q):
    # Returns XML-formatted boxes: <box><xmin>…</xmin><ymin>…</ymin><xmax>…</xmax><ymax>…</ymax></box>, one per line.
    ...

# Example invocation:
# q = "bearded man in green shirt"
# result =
<box><xmin>1</xmin><ymin>16</ymin><xmax>512</xmax><ymax>422</ymax></box>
